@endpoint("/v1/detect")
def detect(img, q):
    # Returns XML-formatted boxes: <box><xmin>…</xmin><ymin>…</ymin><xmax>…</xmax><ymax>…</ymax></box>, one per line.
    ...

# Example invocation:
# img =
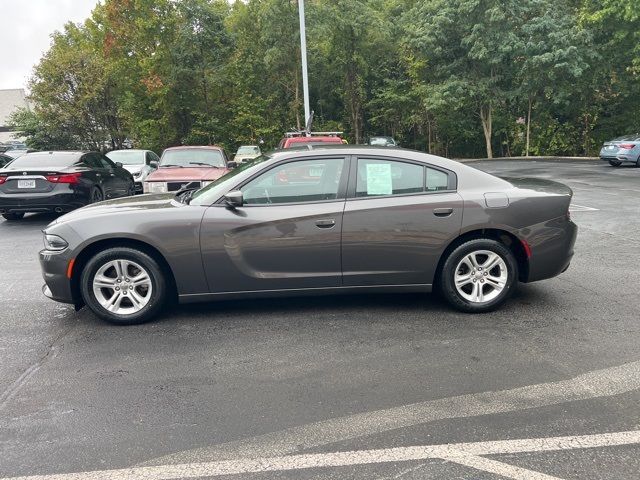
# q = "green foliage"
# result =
<box><xmin>18</xmin><ymin>0</ymin><xmax>640</xmax><ymax>157</ymax></box>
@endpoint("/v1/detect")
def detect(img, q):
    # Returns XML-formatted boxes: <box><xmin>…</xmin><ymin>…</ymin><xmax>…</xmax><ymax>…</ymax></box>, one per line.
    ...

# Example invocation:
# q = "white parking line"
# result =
<box><xmin>443</xmin><ymin>453</ymin><xmax>562</xmax><ymax>480</ymax></box>
<box><xmin>145</xmin><ymin>360</ymin><xmax>640</xmax><ymax>465</ymax></box>
<box><xmin>3</xmin><ymin>431</ymin><xmax>639</xmax><ymax>480</ymax></box>
<box><xmin>569</xmin><ymin>203</ymin><xmax>599</xmax><ymax>212</ymax></box>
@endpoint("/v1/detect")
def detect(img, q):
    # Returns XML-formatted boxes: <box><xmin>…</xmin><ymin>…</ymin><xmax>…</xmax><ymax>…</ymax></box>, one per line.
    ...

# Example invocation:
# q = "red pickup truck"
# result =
<box><xmin>143</xmin><ymin>146</ymin><xmax>232</xmax><ymax>194</ymax></box>
<box><xmin>278</xmin><ymin>133</ymin><xmax>345</xmax><ymax>149</ymax></box>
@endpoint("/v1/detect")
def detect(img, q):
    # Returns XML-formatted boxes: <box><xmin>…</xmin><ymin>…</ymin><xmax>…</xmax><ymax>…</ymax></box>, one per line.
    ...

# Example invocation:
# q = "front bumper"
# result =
<box><xmin>0</xmin><ymin>192</ymin><xmax>88</xmax><ymax>215</ymax></box>
<box><xmin>39</xmin><ymin>249</ymin><xmax>76</xmax><ymax>304</ymax></box>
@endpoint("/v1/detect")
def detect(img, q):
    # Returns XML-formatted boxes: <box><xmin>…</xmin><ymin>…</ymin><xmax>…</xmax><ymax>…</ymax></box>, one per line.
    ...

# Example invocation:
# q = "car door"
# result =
<box><xmin>97</xmin><ymin>154</ymin><xmax>131</xmax><ymax>197</ymax></box>
<box><xmin>341</xmin><ymin>155</ymin><xmax>463</xmax><ymax>287</ymax></box>
<box><xmin>200</xmin><ymin>155</ymin><xmax>349</xmax><ymax>293</ymax></box>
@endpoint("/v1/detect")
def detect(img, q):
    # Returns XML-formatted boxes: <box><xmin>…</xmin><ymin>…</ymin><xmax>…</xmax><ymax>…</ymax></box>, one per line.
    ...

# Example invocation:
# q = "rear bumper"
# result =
<box><xmin>523</xmin><ymin>217</ymin><xmax>577</xmax><ymax>283</ymax></box>
<box><xmin>0</xmin><ymin>192</ymin><xmax>88</xmax><ymax>214</ymax></box>
<box><xmin>600</xmin><ymin>155</ymin><xmax>638</xmax><ymax>164</ymax></box>
<box><xmin>39</xmin><ymin>249</ymin><xmax>76</xmax><ymax>304</ymax></box>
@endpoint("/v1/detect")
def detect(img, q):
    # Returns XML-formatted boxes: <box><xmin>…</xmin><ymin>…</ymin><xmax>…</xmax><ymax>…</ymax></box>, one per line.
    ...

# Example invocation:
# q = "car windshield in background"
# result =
<box><xmin>161</xmin><ymin>149</ymin><xmax>225</xmax><ymax>167</ymax></box>
<box><xmin>237</xmin><ymin>146</ymin><xmax>260</xmax><ymax>154</ymax></box>
<box><xmin>106</xmin><ymin>151</ymin><xmax>145</xmax><ymax>165</ymax></box>
<box><xmin>4</xmin><ymin>153</ymin><xmax>80</xmax><ymax>170</ymax></box>
<box><xmin>370</xmin><ymin>137</ymin><xmax>395</xmax><ymax>146</ymax></box>
<box><xmin>190</xmin><ymin>154</ymin><xmax>271</xmax><ymax>206</ymax></box>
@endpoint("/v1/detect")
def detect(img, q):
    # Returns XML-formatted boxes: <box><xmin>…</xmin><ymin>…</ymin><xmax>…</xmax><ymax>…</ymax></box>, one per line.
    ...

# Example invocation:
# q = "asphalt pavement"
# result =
<box><xmin>1</xmin><ymin>159</ymin><xmax>639</xmax><ymax>479</ymax></box>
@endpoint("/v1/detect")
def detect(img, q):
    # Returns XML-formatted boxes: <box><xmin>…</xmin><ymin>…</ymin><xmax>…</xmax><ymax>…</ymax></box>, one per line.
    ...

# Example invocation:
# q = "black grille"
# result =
<box><xmin>167</xmin><ymin>181</ymin><xmax>201</xmax><ymax>192</ymax></box>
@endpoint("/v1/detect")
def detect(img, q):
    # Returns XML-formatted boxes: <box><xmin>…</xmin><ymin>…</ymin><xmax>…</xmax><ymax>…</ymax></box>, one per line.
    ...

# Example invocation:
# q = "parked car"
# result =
<box><xmin>368</xmin><ymin>136</ymin><xmax>398</xmax><ymax>147</ymax></box>
<box><xmin>0</xmin><ymin>153</ymin><xmax>13</xmax><ymax>168</ymax></box>
<box><xmin>599</xmin><ymin>134</ymin><xmax>640</xmax><ymax>167</ymax></box>
<box><xmin>39</xmin><ymin>147</ymin><xmax>577</xmax><ymax>325</ymax></box>
<box><xmin>233</xmin><ymin>145</ymin><xmax>262</xmax><ymax>164</ymax></box>
<box><xmin>0</xmin><ymin>151</ymin><xmax>134</xmax><ymax>221</ymax></box>
<box><xmin>4</xmin><ymin>149</ymin><xmax>31</xmax><ymax>159</ymax></box>
<box><xmin>106</xmin><ymin>149</ymin><xmax>159</xmax><ymax>193</ymax></box>
<box><xmin>278</xmin><ymin>132</ymin><xmax>344</xmax><ymax>149</ymax></box>
<box><xmin>143</xmin><ymin>146</ymin><xmax>234</xmax><ymax>194</ymax></box>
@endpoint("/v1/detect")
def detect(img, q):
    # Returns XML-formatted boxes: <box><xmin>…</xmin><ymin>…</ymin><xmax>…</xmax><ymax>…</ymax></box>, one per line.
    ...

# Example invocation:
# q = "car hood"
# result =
<box><xmin>49</xmin><ymin>193</ymin><xmax>178</xmax><ymax>226</ymax></box>
<box><xmin>122</xmin><ymin>164</ymin><xmax>145</xmax><ymax>174</ymax></box>
<box><xmin>146</xmin><ymin>167</ymin><xmax>230</xmax><ymax>182</ymax></box>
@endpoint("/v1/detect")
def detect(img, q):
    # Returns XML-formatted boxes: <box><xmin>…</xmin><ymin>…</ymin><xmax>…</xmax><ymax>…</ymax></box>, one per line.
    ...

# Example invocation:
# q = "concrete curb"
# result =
<box><xmin>455</xmin><ymin>156</ymin><xmax>600</xmax><ymax>164</ymax></box>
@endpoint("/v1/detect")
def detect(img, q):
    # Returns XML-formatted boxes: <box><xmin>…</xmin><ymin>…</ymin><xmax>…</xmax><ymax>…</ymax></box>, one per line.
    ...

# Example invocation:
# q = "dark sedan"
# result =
<box><xmin>39</xmin><ymin>147</ymin><xmax>577</xmax><ymax>325</ymax></box>
<box><xmin>0</xmin><ymin>151</ymin><xmax>134</xmax><ymax>220</ymax></box>
<box><xmin>599</xmin><ymin>134</ymin><xmax>640</xmax><ymax>167</ymax></box>
<box><xmin>0</xmin><ymin>153</ymin><xmax>13</xmax><ymax>168</ymax></box>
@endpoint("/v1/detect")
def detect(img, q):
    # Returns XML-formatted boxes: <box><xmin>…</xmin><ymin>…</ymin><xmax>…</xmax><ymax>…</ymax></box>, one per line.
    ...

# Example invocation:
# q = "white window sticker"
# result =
<box><xmin>366</xmin><ymin>163</ymin><xmax>393</xmax><ymax>195</ymax></box>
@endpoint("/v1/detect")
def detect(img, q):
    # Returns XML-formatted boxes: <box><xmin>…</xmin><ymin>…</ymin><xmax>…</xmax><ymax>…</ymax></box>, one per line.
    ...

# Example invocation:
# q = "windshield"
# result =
<box><xmin>106</xmin><ymin>150</ymin><xmax>145</xmax><ymax>165</ymax></box>
<box><xmin>5</xmin><ymin>153</ymin><xmax>80</xmax><ymax>170</ymax></box>
<box><xmin>370</xmin><ymin>137</ymin><xmax>394</xmax><ymax>146</ymax></box>
<box><xmin>190</xmin><ymin>154</ymin><xmax>271</xmax><ymax>206</ymax></box>
<box><xmin>161</xmin><ymin>149</ymin><xmax>225</xmax><ymax>167</ymax></box>
<box><xmin>237</xmin><ymin>146</ymin><xmax>260</xmax><ymax>155</ymax></box>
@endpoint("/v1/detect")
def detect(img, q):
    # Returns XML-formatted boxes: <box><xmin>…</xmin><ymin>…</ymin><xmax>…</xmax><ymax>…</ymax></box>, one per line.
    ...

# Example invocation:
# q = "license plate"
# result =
<box><xmin>606</xmin><ymin>145</ymin><xmax>616</xmax><ymax>150</ymax></box>
<box><xmin>17</xmin><ymin>180</ymin><xmax>36</xmax><ymax>189</ymax></box>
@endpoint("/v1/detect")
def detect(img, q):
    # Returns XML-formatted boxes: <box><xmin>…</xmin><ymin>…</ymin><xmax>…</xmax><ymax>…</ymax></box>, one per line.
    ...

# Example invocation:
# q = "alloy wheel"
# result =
<box><xmin>92</xmin><ymin>259</ymin><xmax>153</xmax><ymax>315</ymax></box>
<box><xmin>454</xmin><ymin>250</ymin><xmax>508</xmax><ymax>303</ymax></box>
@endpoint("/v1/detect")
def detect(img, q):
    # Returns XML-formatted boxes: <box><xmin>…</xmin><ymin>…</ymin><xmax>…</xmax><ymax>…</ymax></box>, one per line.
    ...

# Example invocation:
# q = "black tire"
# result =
<box><xmin>90</xmin><ymin>187</ymin><xmax>104</xmax><ymax>204</ymax></box>
<box><xmin>2</xmin><ymin>212</ymin><xmax>25</xmax><ymax>221</ymax></box>
<box><xmin>439</xmin><ymin>239</ymin><xmax>518</xmax><ymax>313</ymax></box>
<box><xmin>80</xmin><ymin>247</ymin><xmax>167</xmax><ymax>325</ymax></box>
<box><xmin>609</xmin><ymin>159</ymin><xmax>622</xmax><ymax>167</ymax></box>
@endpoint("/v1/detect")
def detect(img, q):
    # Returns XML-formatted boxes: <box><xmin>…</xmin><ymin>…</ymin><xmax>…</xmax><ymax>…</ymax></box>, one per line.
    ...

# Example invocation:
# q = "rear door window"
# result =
<box><xmin>355</xmin><ymin>158</ymin><xmax>424</xmax><ymax>197</ymax></box>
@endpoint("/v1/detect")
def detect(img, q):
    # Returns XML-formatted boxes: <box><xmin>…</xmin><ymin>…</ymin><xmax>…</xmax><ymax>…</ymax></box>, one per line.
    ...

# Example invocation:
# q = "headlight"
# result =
<box><xmin>133</xmin><ymin>171</ymin><xmax>142</xmax><ymax>178</ymax></box>
<box><xmin>201</xmin><ymin>181</ymin><xmax>213</xmax><ymax>187</ymax></box>
<box><xmin>43</xmin><ymin>233</ymin><xmax>68</xmax><ymax>251</ymax></box>
<box><xmin>144</xmin><ymin>182</ymin><xmax>167</xmax><ymax>193</ymax></box>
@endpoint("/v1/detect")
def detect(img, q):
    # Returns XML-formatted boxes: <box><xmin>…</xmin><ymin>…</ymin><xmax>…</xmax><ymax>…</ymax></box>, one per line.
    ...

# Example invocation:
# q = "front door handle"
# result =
<box><xmin>433</xmin><ymin>207</ymin><xmax>454</xmax><ymax>217</ymax></box>
<box><xmin>315</xmin><ymin>219</ymin><xmax>336</xmax><ymax>228</ymax></box>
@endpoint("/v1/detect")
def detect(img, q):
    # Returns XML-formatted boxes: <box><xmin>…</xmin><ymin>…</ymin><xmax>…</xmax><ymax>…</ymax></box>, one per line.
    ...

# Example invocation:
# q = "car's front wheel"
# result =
<box><xmin>80</xmin><ymin>247</ymin><xmax>167</xmax><ymax>325</ymax></box>
<box><xmin>440</xmin><ymin>239</ymin><xmax>518</xmax><ymax>313</ymax></box>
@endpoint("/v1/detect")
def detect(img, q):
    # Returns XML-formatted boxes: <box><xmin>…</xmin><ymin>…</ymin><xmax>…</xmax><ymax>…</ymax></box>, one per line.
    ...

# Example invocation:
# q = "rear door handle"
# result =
<box><xmin>433</xmin><ymin>208</ymin><xmax>454</xmax><ymax>217</ymax></box>
<box><xmin>315</xmin><ymin>219</ymin><xmax>336</xmax><ymax>228</ymax></box>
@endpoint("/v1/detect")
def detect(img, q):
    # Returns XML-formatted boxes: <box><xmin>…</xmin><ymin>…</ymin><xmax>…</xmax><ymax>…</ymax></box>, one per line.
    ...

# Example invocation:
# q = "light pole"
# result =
<box><xmin>298</xmin><ymin>0</ymin><xmax>311</xmax><ymax>136</ymax></box>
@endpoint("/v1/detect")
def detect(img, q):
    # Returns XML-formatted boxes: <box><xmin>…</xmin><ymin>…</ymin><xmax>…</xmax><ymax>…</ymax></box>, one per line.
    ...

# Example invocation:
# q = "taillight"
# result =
<box><xmin>0</xmin><ymin>177</ymin><xmax>6</xmax><ymax>185</ymax></box>
<box><xmin>619</xmin><ymin>143</ymin><xmax>635</xmax><ymax>149</ymax></box>
<box><xmin>46</xmin><ymin>173</ymin><xmax>82</xmax><ymax>184</ymax></box>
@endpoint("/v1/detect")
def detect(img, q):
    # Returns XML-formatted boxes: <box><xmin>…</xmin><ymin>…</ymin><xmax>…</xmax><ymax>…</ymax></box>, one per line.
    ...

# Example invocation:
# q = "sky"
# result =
<box><xmin>0</xmin><ymin>0</ymin><xmax>99</xmax><ymax>90</ymax></box>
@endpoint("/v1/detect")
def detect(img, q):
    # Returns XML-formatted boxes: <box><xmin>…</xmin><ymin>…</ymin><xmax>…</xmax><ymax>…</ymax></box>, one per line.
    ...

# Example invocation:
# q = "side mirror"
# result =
<box><xmin>149</xmin><ymin>160</ymin><xmax>158</xmax><ymax>168</ymax></box>
<box><xmin>115</xmin><ymin>161</ymin><xmax>123</xmax><ymax>168</ymax></box>
<box><xmin>227</xmin><ymin>161</ymin><xmax>238</xmax><ymax>169</ymax></box>
<box><xmin>224</xmin><ymin>190</ymin><xmax>243</xmax><ymax>208</ymax></box>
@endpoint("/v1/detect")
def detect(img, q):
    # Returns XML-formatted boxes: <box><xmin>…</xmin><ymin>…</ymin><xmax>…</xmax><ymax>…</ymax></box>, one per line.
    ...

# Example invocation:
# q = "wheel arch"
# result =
<box><xmin>70</xmin><ymin>238</ymin><xmax>178</xmax><ymax>308</ymax></box>
<box><xmin>434</xmin><ymin>228</ymin><xmax>529</xmax><ymax>287</ymax></box>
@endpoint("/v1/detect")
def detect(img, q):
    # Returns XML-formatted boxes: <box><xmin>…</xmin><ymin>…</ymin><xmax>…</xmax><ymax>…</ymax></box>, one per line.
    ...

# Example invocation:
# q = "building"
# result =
<box><xmin>0</xmin><ymin>88</ymin><xmax>29</xmax><ymax>143</ymax></box>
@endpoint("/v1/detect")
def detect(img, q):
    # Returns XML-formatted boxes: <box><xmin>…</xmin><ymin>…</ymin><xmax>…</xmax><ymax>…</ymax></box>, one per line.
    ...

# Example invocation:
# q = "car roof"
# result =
<box><xmin>164</xmin><ymin>145</ymin><xmax>224</xmax><ymax>151</ymax></box>
<box><xmin>107</xmin><ymin>149</ymin><xmax>149</xmax><ymax>153</ymax></box>
<box><xmin>286</xmin><ymin>136</ymin><xmax>342</xmax><ymax>143</ymax></box>
<box><xmin>266</xmin><ymin>145</ymin><xmax>465</xmax><ymax>170</ymax></box>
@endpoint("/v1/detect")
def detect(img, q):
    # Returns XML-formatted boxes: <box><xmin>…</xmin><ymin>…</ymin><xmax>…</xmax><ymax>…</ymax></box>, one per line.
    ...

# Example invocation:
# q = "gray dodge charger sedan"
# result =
<box><xmin>39</xmin><ymin>147</ymin><xmax>577</xmax><ymax>325</ymax></box>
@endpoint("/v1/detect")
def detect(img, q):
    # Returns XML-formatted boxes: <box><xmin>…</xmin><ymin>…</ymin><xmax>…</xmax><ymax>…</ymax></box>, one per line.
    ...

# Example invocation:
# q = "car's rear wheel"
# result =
<box><xmin>440</xmin><ymin>239</ymin><xmax>517</xmax><ymax>313</ymax></box>
<box><xmin>609</xmin><ymin>159</ymin><xmax>622</xmax><ymax>167</ymax></box>
<box><xmin>80</xmin><ymin>247</ymin><xmax>167</xmax><ymax>325</ymax></box>
<box><xmin>90</xmin><ymin>187</ymin><xmax>104</xmax><ymax>203</ymax></box>
<box><xmin>2</xmin><ymin>212</ymin><xmax>25</xmax><ymax>221</ymax></box>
